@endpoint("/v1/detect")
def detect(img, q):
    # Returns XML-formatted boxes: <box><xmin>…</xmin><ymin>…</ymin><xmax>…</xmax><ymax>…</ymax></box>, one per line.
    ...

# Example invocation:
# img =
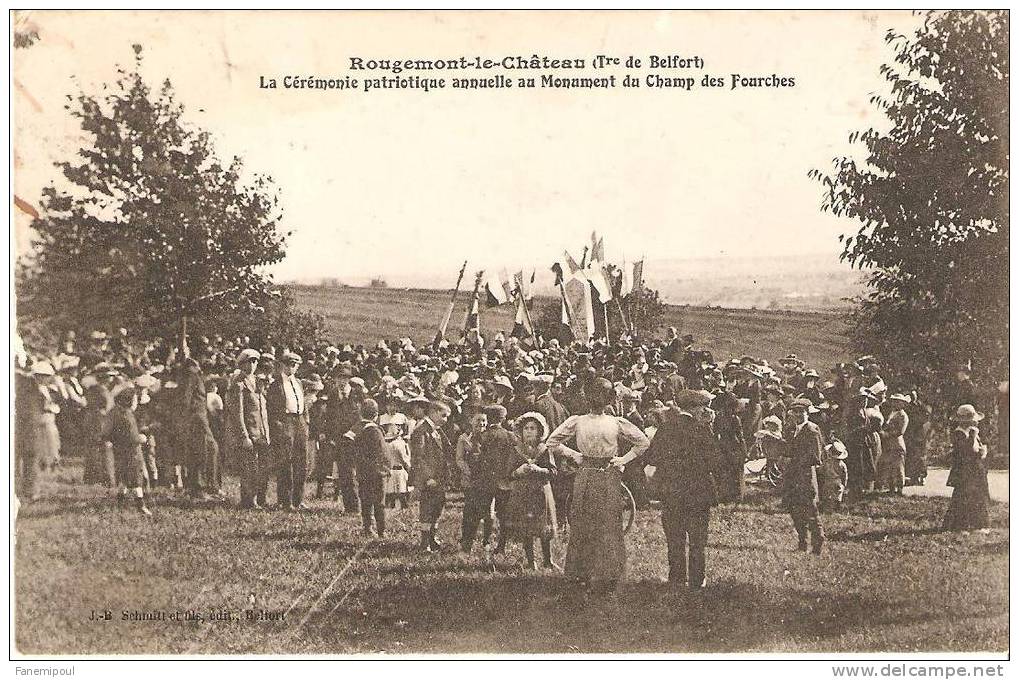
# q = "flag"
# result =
<box><xmin>586</xmin><ymin>263</ymin><xmax>613</xmax><ymax>301</ymax></box>
<box><xmin>510</xmin><ymin>290</ymin><xmax>534</xmax><ymax>341</ymax></box>
<box><xmin>563</xmin><ymin>251</ymin><xmax>585</xmax><ymax>281</ymax></box>
<box><xmin>591</xmin><ymin>234</ymin><xmax>605</xmax><ymax>264</ymax></box>
<box><xmin>499</xmin><ymin>268</ymin><xmax>513</xmax><ymax>300</ymax></box>
<box><xmin>621</xmin><ymin>259</ymin><xmax>633</xmax><ymax>297</ymax></box>
<box><xmin>632</xmin><ymin>259</ymin><xmax>645</xmax><ymax>292</ymax></box>
<box><xmin>485</xmin><ymin>271</ymin><xmax>508</xmax><ymax>306</ymax></box>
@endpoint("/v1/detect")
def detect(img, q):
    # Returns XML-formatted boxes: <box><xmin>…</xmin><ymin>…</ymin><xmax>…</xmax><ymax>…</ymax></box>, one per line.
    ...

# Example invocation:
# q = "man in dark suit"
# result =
<box><xmin>410</xmin><ymin>400</ymin><xmax>452</xmax><ymax>552</ymax></box>
<box><xmin>782</xmin><ymin>398</ymin><xmax>825</xmax><ymax>554</ymax></box>
<box><xmin>321</xmin><ymin>366</ymin><xmax>362</xmax><ymax>512</ymax></box>
<box><xmin>533</xmin><ymin>374</ymin><xmax>568</xmax><ymax>432</ymax></box>
<box><xmin>352</xmin><ymin>398</ymin><xmax>386</xmax><ymax>537</ymax></box>
<box><xmin>266</xmin><ymin>351</ymin><xmax>310</xmax><ymax>511</ymax></box>
<box><xmin>642</xmin><ymin>389</ymin><xmax>720</xmax><ymax>589</ymax></box>
<box><xmin>227</xmin><ymin>348</ymin><xmax>271</xmax><ymax>509</ymax></box>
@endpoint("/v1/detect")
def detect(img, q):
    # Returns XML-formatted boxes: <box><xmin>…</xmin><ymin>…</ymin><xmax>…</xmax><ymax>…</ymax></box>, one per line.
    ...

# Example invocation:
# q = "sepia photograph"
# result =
<box><xmin>9</xmin><ymin>8</ymin><xmax>1010</xmax><ymax>664</ymax></box>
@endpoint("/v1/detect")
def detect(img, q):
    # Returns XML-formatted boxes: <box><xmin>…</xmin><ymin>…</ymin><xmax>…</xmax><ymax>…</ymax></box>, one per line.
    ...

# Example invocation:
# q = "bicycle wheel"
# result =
<box><xmin>620</xmin><ymin>482</ymin><xmax>636</xmax><ymax>534</ymax></box>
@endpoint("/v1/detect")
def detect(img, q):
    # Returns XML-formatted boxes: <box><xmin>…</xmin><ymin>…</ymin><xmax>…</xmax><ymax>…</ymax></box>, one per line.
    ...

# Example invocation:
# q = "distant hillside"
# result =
<box><xmin>287</xmin><ymin>284</ymin><xmax>852</xmax><ymax>372</ymax></box>
<box><xmin>287</xmin><ymin>253</ymin><xmax>866</xmax><ymax>313</ymax></box>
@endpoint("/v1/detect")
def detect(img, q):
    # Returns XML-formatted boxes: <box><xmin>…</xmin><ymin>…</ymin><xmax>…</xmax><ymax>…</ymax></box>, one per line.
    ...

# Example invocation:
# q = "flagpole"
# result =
<box><xmin>602</xmin><ymin>298</ymin><xmax>610</xmax><ymax>342</ymax></box>
<box><xmin>557</xmin><ymin>280</ymin><xmax>576</xmax><ymax>341</ymax></box>
<box><xmin>461</xmin><ymin>270</ymin><xmax>484</xmax><ymax>345</ymax></box>
<box><xmin>433</xmin><ymin>260</ymin><xmax>468</xmax><ymax>348</ymax></box>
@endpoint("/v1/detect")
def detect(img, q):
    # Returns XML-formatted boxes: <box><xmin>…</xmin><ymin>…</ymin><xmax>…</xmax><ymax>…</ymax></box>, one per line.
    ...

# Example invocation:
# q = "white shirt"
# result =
<box><xmin>282</xmin><ymin>374</ymin><xmax>304</xmax><ymax>414</ymax></box>
<box><xmin>547</xmin><ymin>413</ymin><xmax>650</xmax><ymax>461</ymax></box>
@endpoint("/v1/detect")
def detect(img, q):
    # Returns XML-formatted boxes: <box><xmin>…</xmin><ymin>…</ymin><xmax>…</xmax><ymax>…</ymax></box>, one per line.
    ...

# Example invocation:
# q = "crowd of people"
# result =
<box><xmin>14</xmin><ymin>324</ymin><xmax>1000</xmax><ymax>590</ymax></box>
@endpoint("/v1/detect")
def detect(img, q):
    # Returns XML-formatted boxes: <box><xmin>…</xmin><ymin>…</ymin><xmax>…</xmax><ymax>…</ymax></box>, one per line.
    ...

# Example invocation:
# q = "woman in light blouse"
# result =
<box><xmin>547</xmin><ymin>378</ymin><xmax>650</xmax><ymax>592</ymax></box>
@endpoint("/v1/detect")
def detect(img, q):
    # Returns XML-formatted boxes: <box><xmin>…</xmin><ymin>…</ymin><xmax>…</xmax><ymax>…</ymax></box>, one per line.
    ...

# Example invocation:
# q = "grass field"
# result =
<box><xmin>15</xmin><ymin>461</ymin><xmax>1008</xmax><ymax>655</ymax></box>
<box><xmin>288</xmin><ymin>285</ymin><xmax>852</xmax><ymax>372</ymax></box>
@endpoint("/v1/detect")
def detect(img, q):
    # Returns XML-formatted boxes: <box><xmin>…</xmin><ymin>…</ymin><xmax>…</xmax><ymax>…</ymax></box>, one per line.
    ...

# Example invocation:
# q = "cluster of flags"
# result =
<box><xmin>435</xmin><ymin>232</ymin><xmax>645</xmax><ymax>348</ymax></box>
<box><xmin>551</xmin><ymin>233</ymin><xmax>645</xmax><ymax>342</ymax></box>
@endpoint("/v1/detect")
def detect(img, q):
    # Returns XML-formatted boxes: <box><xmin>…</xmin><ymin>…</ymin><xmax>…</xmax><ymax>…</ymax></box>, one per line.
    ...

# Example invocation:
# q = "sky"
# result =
<box><xmin>12</xmin><ymin>10</ymin><xmax>917</xmax><ymax>288</ymax></box>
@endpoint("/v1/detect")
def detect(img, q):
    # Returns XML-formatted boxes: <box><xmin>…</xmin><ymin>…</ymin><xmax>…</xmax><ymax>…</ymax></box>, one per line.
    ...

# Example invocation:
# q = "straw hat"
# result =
<box><xmin>516</xmin><ymin>411</ymin><xmax>550</xmax><ymax>440</ymax></box>
<box><xmin>951</xmin><ymin>404</ymin><xmax>984</xmax><ymax>423</ymax></box>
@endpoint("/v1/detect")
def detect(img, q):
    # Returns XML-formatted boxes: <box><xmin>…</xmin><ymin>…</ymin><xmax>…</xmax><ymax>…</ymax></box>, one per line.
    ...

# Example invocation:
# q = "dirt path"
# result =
<box><xmin>904</xmin><ymin>468</ymin><xmax>1009</xmax><ymax>504</ymax></box>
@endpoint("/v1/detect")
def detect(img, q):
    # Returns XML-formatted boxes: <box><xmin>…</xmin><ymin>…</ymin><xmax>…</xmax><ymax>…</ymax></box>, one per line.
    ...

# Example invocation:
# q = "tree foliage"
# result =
<box><xmin>812</xmin><ymin>10</ymin><xmax>1008</xmax><ymax>399</ymax></box>
<box><xmin>532</xmin><ymin>286</ymin><xmax>665</xmax><ymax>345</ymax></box>
<box><xmin>17</xmin><ymin>45</ymin><xmax>289</xmax><ymax>354</ymax></box>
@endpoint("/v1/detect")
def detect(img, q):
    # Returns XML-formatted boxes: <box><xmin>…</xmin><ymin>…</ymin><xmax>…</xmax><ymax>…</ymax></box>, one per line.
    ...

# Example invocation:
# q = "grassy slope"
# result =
<box><xmin>289</xmin><ymin>285</ymin><xmax>851</xmax><ymax>372</ymax></box>
<box><xmin>15</xmin><ymin>463</ymin><xmax>1007</xmax><ymax>654</ymax></box>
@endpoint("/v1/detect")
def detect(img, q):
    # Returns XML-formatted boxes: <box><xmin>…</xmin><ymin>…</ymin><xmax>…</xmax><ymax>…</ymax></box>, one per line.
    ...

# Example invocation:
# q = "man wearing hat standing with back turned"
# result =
<box><xmin>641</xmin><ymin>389</ymin><xmax>720</xmax><ymax>589</ymax></box>
<box><xmin>781</xmin><ymin>398</ymin><xmax>825</xmax><ymax>554</ymax></box>
<box><xmin>266</xmin><ymin>352</ymin><xmax>310</xmax><ymax>511</ymax></box>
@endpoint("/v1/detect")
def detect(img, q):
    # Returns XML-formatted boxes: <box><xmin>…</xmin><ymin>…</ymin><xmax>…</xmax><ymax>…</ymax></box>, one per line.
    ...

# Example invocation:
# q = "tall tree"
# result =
<box><xmin>812</xmin><ymin>10</ymin><xmax>1008</xmax><ymax>399</ymax></box>
<box><xmin>17</xmin><ymin>45</ymin><xmax>288</xmax><ymax>357</ymax></box>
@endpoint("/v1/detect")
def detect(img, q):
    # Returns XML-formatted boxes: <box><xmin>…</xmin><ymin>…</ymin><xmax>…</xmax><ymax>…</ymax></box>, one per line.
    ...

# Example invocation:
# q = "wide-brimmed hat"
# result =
<box><xmin>31</xmin><ymin>361</ymin><xmax>56</xmax><ymax>377</ymax></box>
<box><xmin>951</xmin><ymin>404</ymin><xmax>984</xmax><ymax>423</ymax></box>
<box><xmin>491</xmin><ymin>375</ymin><xmax>514</xmax><ymax>393</ymax></box>
<box><xmin>827</xmin><ymin>441</ymin><xmax>849</xmax><ymax>460</ymax></box>
<box><xmin>675</xmin><ymin>389</ymin><xmax>713</xmax><ymax>409</ymax></box>
<box><xmin>483</xmin><ymin>404</ymin><xmax>508</xmax><ymax>422</ymax></box>
<box><xmin>516</xmin><ymin>411</ymin><xmax>550</xmax><ymax>440</ymax></box>
<box><xmin>888</xmin><ymin>393</ymin><xmax>912</xmax><ymax>404</ymax></box>
<box><xmin>134</xmin><ymin>374</ymin><xmax>161</xmax><ymax>391</ymax></box>
<box><xmin>237</xmin><ymin>348</ymin><xmax>261</xmax><ymax>365</ymax></box>
<box><xmin>788</xmin><ymin>398</ymin><xmax>813</xmax><ymax>412</ymax></box>
<box><xmin>302</xmin><ymin>373</ymin><xmax>325</xmax><ymax>392</ymax></box>
<box><xmin>854</xmin><ymin>387</ymin><xmax>879</xmax><ymax>403</ymax></box>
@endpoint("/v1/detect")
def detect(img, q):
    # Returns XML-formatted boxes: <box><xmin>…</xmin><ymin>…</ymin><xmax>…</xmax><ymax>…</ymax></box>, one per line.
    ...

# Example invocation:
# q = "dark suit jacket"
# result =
<box><xmin>324</xmin><ymin>391</ymin><xmax>361</xmax><ymax>444</ymax></box>
<box><xmin>535</xmin><ymin>393</ymin><xmax>568</xmax><ymax>432</ymax></box>
<box><xmin>353</xmin><ymin>420</ymin><xmax>387</xmax><ymax>479</ymax></box>
<box><xmin>410</xmin><ymin>418</ymin><xmax>449</xmax><ymax>490</ymax></box>
<box><xmin>782</xmin><ymin>420</ymin><xmax>823</xmax><ymax>507</ymax></box>
<box><xmin>481</xmin><ymin>425</ymin><xmax>521</xmax><ymax>491</ymax></box>
<box><xmin>643</xmin><ymin>411</ymin><xmax>720</xmax><ymax>508</ymax></box>
<box><xmin>227</xmin><ymin>375</ymin><xmax>270</xmax><ymax>447</ymax></box>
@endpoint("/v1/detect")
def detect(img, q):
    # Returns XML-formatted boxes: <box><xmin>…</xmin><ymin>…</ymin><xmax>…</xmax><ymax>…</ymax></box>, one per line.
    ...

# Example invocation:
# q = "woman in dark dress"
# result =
<box><xmin>943</xmin><ymin>404</ymin><xmax>990</xmax><ymax>531</ymax></box>
<box><xmin>108</xmin><ymin>386</ymin><xmax>153</xmax><ymax>516</ymax></box>
<box><xmin>711</xmin><ymin>391</ymin><xmax>747</xmax><ymax>504</ymax></box>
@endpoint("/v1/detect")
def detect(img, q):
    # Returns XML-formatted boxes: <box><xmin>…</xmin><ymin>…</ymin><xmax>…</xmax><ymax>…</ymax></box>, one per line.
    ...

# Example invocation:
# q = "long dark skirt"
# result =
<box><xmin>114</xmin><ymin>445</ymin><xmax>148</xmax><ymax>489</ymax></box>
<box><xmin>943</xmin><ymin>475</ymin><xmax>990</xmax><ymax>530</ymax></box>
<box><xmin>566</xmin><ymin>468</ymin><xmax>625</xmax><ymax>583</ymax></box>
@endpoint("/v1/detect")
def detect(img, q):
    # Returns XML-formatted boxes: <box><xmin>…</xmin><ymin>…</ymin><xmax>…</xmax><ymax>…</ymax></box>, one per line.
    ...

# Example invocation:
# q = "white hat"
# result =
<box><xmin>951</xmin><ymin>404</ymin><xmax>984</xmax><ymax>423</ymax></box>
<box><xmin>237</xmin><ymin>348</ymin><xmax>261</xmax><ymax>364</ymax></box>
<box><xmin>281</xmin><ymin>351</ymin><xmax>302</xmax><ymax>365</ymax></box>
<box><xmin>134</xmin><ymin>374</ymin><xmax>161</xmax><ymax>390</ymax></box>
<box><xmin>516</xmin><ymin>411</ymin><xmax>550</xmax><ymax>440</ymax></box>
<box><xmin>31</xmin><ymin>361</ymin><xmax>56</xmax><ymax>377</ymax></box>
